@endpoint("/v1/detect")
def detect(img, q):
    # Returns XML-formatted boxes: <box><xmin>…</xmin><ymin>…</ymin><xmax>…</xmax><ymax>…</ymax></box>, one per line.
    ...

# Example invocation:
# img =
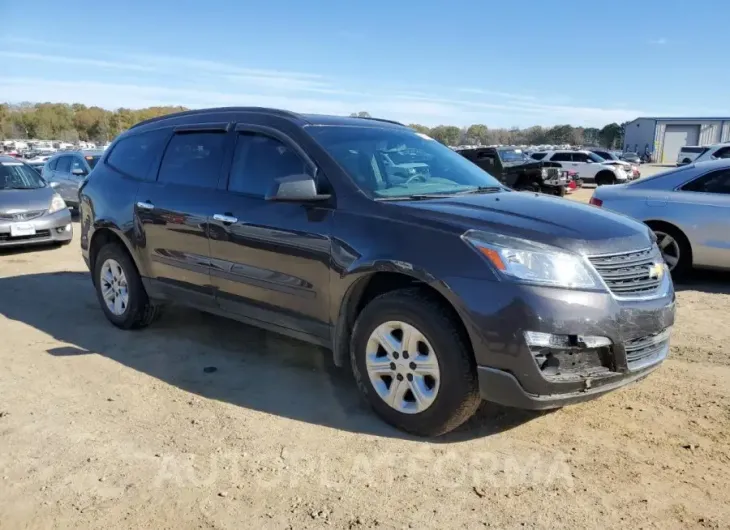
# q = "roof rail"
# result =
<box><xmin>354</xmin><ymin>116</ymin><xmax>406</xmax><ymax>127</ymax></box>
<box><xmin>129</xmin><ymin>107</ymin><xmax>303</xmax><ymax>130</ymax></box>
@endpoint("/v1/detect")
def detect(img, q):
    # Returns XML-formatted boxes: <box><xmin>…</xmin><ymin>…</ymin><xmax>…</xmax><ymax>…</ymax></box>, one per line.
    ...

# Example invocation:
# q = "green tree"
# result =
<box><xmin>465</xmin><ymin>124</ymin><xmax>489</xmax><ymax>145</ymax></box>
<box><xmin>429</xmin><ymin>125</ymin><xmax>461</xmax><ymax>146</ymax></box>
<box><xmin>408</xmin><ymin>124</ymin><xmax>431</xmax><ymax>135</ymax></box>
<box><xmin>599</xmin><ymin>123</ymin><xmax>622</xmax><ymax>148</ymax></box>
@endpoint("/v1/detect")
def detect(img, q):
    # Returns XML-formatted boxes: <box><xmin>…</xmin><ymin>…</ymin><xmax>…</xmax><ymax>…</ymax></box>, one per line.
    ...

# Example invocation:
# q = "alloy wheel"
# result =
<box><xmin>654</xmin><ymin>231</ymin><xmax>680</xmax><ymax>271</ymax></box>
<box><xmin>100</xmin><ymin>258</ymin><xmax>129</xmax><ymax>316</ymax></box>
<box><xmin>365</xmin><ymin>321</ymin><xmax>441</xmax><ymax>414</ymax></box>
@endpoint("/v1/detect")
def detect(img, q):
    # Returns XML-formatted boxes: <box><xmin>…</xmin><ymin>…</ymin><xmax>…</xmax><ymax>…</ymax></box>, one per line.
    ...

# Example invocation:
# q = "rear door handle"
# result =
<box><xmin>136</xmin><ymin>201</ymin><xmax>155</xmax><ymax>210</ymax></box>
<box><xmin>213</xmin><ymin>213</ymin><xmax>238</xmax><ymax>224</ymax></box>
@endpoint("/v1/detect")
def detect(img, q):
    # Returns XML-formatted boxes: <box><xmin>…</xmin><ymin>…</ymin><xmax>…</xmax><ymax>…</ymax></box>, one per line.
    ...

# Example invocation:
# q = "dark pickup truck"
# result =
<box><xmin>456</xmin><ymin>146</ymin><xmax>570</xmax><ymax>195</ymax></box>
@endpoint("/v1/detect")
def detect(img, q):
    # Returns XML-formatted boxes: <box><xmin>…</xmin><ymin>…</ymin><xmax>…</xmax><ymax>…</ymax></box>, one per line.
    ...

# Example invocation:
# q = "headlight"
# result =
<box><xmin>48</xmin><ymin>193</ymin><xmax>67</xmax><ymax>214</ymax></box>
<box><xmin>462</xmin><ymin>230</ymin><xmax>599</xmax><ymax>289</ymax></box>
<box><xmin>540</xmin><ymin>167</ymin><xmax>548</xmax><ymax>178</ymax></box>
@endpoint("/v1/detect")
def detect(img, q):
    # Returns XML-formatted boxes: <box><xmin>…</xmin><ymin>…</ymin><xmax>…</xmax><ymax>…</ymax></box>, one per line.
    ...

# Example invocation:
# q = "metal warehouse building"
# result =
<box><xmin>623</xmin><ymin>117</ymin><xmax>730</xmax><ymax>164</ymax></box>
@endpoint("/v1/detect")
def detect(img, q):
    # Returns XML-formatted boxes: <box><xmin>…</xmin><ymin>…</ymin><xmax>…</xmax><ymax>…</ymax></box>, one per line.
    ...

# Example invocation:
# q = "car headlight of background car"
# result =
<box><xmin>462</xmin><ymin>230</ymin><xmax>599</xmax><ymax>289</ymax></box>
<box><xmin>48</xmin><ymin>193</ymin><xmax>67</xmax><ymax>214</ymax></box>
<box><xmin>540</xmin><ymin>167</ymin><xmax>548</xmax><ymax>178</ymax></box>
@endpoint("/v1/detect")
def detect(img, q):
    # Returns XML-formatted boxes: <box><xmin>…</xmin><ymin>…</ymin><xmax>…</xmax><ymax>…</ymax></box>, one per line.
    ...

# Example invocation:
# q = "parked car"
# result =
<box><xmin>590</xmin><ymin>158</ymin><xmax>730</xmax><ymax>276</ymax></box>
<box><xmin>676</xmin><ymin>146</ymin><xmax>705</xmax><ymax>166</ymax></box>
<box><xmin>0</xmin><ymin>156</ymin><xmax>73</xmax><ymax>248</ymax></box>
<box><xmin>79</xmin><ymin>108</ymin><xmax>675</xmax><ymax>436</ymax></box>
<box><xmin>689</xmin><ymin>143</ymin><xmax>730</xmax><ymax>164</ymax></box>
<box><xmin>588</xmin><ymin>148</ymin><xmax>641</xmax><ymax>179</ymax></box>
<box><xmin>530</xmin><ymin>150</ymin><xmax>631</xmax><ymax>185</ymax></box>
<box><xmin>26</xmin><ymin>157</ymin><xmax>49</xmax><ymax>174</ymax></box>
<box><xmin>455</xmin><ymin>146</ymin><xmax>569</xmax><ymax>195</ymax></box>
<box><xmin>620</xmin><ymin>152</ymin><xmax>642</xmax><ymax>164</ymax></box>
<box><xmin>42</xmin><ymin>150</ymin><xmax>103</xmax><ymax>209</ymax></box>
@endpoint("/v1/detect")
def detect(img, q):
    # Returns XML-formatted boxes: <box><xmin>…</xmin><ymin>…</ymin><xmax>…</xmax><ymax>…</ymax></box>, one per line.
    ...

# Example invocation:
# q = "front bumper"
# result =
<box><xmin>0</xmin><ymin>209</ymin><xmax>73</xmax><ymax>248</ymax></box>
<box><xmin>449</xmin><ymin>276</ymin><xmax>675</xmax><ymax>409</ymax></box>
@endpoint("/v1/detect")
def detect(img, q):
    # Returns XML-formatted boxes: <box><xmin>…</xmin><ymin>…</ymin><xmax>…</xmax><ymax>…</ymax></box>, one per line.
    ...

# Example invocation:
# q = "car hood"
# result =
<box><xmin>394</xmin><ymin>191</ymin><xmax>652</xmax><ymax>255</ymax></box>
<box><xmin>502</xmin><ymin>159</ymin><xmax>561</xmax><ymax>170</ymax></box>
<box><xmin>0</xmin><ymin>187</ymin><xmax>54</xmax><ymax>213</ymax></box>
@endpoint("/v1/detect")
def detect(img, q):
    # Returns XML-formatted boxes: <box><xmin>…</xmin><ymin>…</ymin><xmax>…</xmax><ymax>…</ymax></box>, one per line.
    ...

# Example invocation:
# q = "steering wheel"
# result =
<box><xmin>404</xmin><ymin>174</ymin><xmax>427</xmax><ymax>185</ymax></box>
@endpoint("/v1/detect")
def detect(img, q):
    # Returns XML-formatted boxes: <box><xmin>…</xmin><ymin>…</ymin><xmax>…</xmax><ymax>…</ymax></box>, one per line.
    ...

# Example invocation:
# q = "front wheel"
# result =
<box><xmin>650</xmin><ymin>225</ymin><xmax>692</xmax><ymax>278</ymax></box>
<box><xmin>93</xmin><ymin>243</ymin><xmax>160</xmax><ymax>329</ymax></box>
<box><xmin>350</xmin><ymin>288</ymin><xmax>481</xmax><ymax>437</ymax></box>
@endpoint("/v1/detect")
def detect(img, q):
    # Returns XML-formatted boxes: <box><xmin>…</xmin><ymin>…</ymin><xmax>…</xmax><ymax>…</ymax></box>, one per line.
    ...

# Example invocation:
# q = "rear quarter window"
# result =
<box><xmin>106</xmin><ymin>128</ymin><xmax>170</xmax><ymax>180</ymax></box>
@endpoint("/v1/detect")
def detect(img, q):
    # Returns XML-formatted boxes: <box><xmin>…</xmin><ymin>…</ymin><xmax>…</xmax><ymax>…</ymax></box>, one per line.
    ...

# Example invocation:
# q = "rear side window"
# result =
<box><xmin>681</xmin><ymin>169</ymin><xmax>730</xmax><ymax>194</ymax></box>
<box><xmin>530</xmin><ymin>152</ymin><xmax>546</xmax><ymax>161</ymax></box>
<box><xmin>680</xmin><ymin>147</ymin><xmax>704</xmax><ymax>154</ymax></box>
<box><xmin>107</xmin><ymin>128</ymin><xmax>170</xmax><ymax>180</ymax></box>
<box><xmin>56</xmin><ymin>156</ymin><xmax>71</xmax><ymax>173</ymax></box>
<box><xmin>227</xmin><ymin>132</ymin><xmax>307</xmax><ymax>197</ymax></box>
<box><xmin>158</xmin><ymin>131</ymin><xmax>227</xmax><ymax>188</ymax></box>
<box><xmin>550</xmin><ymin>153</ymin><xmax>572</xmax><ymax>162</ymax></box>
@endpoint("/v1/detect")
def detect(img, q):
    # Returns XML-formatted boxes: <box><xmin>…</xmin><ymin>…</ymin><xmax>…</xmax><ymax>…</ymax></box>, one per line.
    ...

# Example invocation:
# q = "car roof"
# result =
<box><xmin>0</xmin><ymin>155</ymin><xmax>26</xmax><ymax>163</ymax></box>
<box><xmin>689</xmin><ymin>158</ymin><xmax>730</xmax><ymax>170</ymax></box>
<box><xmin>128</xmin><ymin>107</ymin><xmax>407</xmax><ymax>133</ymax></box>
<box><xmin>50</xmin><ymin>149</ymin><xmax>104</xmax><ymax>158</ymax></box>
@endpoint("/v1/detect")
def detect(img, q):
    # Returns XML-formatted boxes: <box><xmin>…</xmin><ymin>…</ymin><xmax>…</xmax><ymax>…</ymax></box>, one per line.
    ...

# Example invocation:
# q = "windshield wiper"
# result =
<box><xmin>376</xmin><ymin>193</ymin><xmax>456</xmax><ymax>201</ymax></box>
<box><xmin>455</xmin><ymin>186</ymin><xmax>504</xmax><ymax>195</ymax></box>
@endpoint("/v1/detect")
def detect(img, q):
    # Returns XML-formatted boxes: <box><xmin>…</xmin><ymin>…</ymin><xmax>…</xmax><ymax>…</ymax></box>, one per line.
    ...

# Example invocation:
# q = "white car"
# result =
<box><xmin>530</xmin><ymin>150</ymin><xmax>630</xmax><ymax>185</ymax></box>
<box><xmin>588</xmin><ymin>148</ymin><xmax>641</xmax><ymax>178</ymax></box>
<box><xmin>676</xmin><ymin>146</ymin><xmax>705</xmax><ymax>166</ymax></box>
<box><xmin>690</xmin><ymin>143</ymin><xmax>730</xmax><ymax>164</ymax></box>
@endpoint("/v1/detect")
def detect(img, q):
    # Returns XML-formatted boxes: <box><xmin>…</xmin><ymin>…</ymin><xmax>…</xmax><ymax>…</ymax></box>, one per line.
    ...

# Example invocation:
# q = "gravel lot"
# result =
<box><xmin>1</xmin><ymin>165</ymin><xmax>729</xmax><ymax>529</ymax></box>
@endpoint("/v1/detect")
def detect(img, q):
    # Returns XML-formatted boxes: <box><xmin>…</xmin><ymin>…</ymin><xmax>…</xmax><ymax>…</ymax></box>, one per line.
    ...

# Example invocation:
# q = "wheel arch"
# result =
<box><xmin>332</xmin><ymin>269</ymin><xmax>474</xmax><ymax>369</ymax></box>
<box><xmin>595</xmin><ymin>169</ymin><xmax>616</xmax><ymax>184</ymax></box>
<box><xmin>88</xmin><ymin>226</ymin><xmax>144</xmax><ymax>285</ymax></box>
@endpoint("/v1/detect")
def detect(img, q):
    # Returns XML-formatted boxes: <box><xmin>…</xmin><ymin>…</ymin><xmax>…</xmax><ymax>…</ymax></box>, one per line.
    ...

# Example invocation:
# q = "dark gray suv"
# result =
<box><xmin>79</xmin><ymin>107</ymin><xmax>676</xmax><ymax>436</ymax></box>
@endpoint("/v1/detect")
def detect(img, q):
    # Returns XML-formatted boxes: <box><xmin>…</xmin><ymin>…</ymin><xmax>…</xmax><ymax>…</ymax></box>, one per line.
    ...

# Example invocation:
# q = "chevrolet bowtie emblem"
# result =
<box><xmin>648</xmin><ymin>262</ymin><xmax>664</xmax><ymax>280</ymax></box>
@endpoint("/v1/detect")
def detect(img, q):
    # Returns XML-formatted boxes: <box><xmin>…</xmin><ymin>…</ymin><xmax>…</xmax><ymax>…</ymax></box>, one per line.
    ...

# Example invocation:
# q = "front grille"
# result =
<box><xmin>545</xmin><ymin>167</ymin><xmax>559</xmax><ymax>178</ymax></box>
<box><xmin>0</xmin><ymin>229</ymin><xmax>51</xmax><ymax>241</ymax></box>
<box><xmin>624</xmin><ymin>328</ymin><xmax>671</xmax><ymax>368</ymax></box>
<box><xmin>588</xmin><ymin>247</ymin><xmax>663</xmax><ymax>297</ymax></box>
<box><xmin>0</xmin><ymin>209</ymin><xmax>46</xmax><ymax>221</ymax></box>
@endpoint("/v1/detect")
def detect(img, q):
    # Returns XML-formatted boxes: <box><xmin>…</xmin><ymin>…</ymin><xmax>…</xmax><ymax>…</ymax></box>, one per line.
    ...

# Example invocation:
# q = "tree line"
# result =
<box><xmin>0</xmin><ymin>102</ymin><xmax>625</xmax><ymax>149</ymax></box>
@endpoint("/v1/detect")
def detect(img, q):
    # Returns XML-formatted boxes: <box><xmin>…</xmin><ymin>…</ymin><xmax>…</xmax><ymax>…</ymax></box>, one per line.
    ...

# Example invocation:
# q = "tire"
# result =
<box><xmin>93</xmin><ymin>242</ymin><xmax>159</xmax><ymax>329</ymax></box>
<box><xmin>648</xmin><ymin>224</ymin><xmax>692</xmax><ymax>279</ymax></box>
<box><xmin>350</xmin><ymin>288</ymin><xmax>481</xmax><ymax>437</ymax></box>
<box><xmin>595</xmin><ymin>171</ymin><xmax>616</xmax><ymax>186</ymax></box>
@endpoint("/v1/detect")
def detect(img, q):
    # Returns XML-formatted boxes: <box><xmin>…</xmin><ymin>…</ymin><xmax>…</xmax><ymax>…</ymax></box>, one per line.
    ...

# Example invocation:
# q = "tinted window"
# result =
<box><xmin>48</xmin><ymin>157</ymin><xmax>58</xmax><ymax>170</ymax></box>
<box><xmin>1</xmin><ymin>160</ymin><xmax>47</xmax><ymax>189</ymax></box>
<box><xmin>84</xmin><ymin>155</ymin><xmax>101</xmax><ymax>169</ymax></box>
<box><xmin>228</xmin><ymin>133</ymin><xmax>307</xmax><ymax>197</ymax></box>
<box><xmin>107</xmin><ymin>128</ymin><xmax>170</xmax><ymax>180</ymax></box>
<box><xmin>593</xmin><ymin>151</ymin><xmax>610</xmax><ymax>159</ymax></box>
<box><xmin>550</xmin><ymin>153</ymin><xmax>573</xmax><ymax>162</ymax></box>
<box><xmin>680</xmin><ymin>147</ymin><xmax>704</xmax><ymax>154</ymax></box>
<box><xmin>681</xmin><ymin>169</ymin><xmax>730</xmax><ymax>194</ymax></box>
<box><xmin>56</xmin><ymin>156</ymin><xmax>71</xmax><ymax>173</ymax></box>
<box><xmin>158</xmin><ymin>132</ymin><xmax>227</xmax><ymax>188</ymax></box>
<box><xmin>713</xmin><ymin>147</ymin><xmax>730</xmax><ymax>159</ymax></box>
<box><xmin>530</xmin><ymin>152</ymin><xmax>547</xmax><ymax>161</ymax></box>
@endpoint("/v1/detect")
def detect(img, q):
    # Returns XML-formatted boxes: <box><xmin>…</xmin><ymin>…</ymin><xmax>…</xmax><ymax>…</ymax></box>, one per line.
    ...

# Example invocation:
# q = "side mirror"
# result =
<box><xmin>49</xmin><ymin>181</ymin><xmax>60</xmax><ymax>189</ymax></box>
<box><xmin>71</xmin><ymin>168</ymin><xmax>87</xmax><ymax>176</ymax></box>
<box><xmin>266</xmin><ymin>174</ymin><xmax>331</xmax><ymax>202</ymax></box>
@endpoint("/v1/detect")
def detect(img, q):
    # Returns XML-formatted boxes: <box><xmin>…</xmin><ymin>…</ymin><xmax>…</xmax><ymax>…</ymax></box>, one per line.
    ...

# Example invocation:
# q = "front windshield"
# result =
<box><xmin>587</xmin><ymin>152</ymin><xmax>606</xmax><ymax>162</ymax></box>
<box><xmin>0</xmin><ymin>160</ymin><xmax>47</xmax><ymax>190</ymax></box>
<box><xmin>498</xmin><ymin>149</ymin><xmax>527</xmax><ymax>163</ymax></box>
<box><xmin>307</xmin><ymin>126</ymin><xmax>503</xmax><ymax>198</ymax></box>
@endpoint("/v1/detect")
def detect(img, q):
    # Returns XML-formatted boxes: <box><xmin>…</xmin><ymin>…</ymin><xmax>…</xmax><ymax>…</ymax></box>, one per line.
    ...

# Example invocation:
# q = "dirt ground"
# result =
<box><xmin>1</xmin><ymin>166</ymin><xmax>729</xmax><ymax>529</ymax></box>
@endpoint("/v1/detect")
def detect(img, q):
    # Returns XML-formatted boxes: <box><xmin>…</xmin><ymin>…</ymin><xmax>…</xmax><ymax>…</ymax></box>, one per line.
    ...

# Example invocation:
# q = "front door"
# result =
<box><xmin>52</xmin><ymin>155</ymin><xmax>75</xmax><ymax>203</ymax></box>
<box><xmin>208</xmin><ymin>126</ymin><xmax>333</xmax><ymax>343</ymax></box>
<box><xmin>135</xmin><ymin>124</ymin><xmax>232</xmax><ymax>308</ymax></box>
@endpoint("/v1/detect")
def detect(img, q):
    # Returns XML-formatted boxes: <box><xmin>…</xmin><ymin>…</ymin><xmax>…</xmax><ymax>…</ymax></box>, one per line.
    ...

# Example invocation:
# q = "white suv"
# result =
<box><xmin>530</xmin><ymin>150</ymin><xmax>629</xmax><ymax>185</ymax></box>
<box><xmin>676</xmin><ymin>146</ymin><xmax>706</xmax><ymax>165</ymax></box>
<box><xmin>689</xmin><ymin>143</ymin><xmax>730</xmax><ymax>164</ymax></box>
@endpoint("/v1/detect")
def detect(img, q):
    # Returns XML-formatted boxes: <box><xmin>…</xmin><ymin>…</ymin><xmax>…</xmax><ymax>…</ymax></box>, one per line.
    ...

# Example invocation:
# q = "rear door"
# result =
<box><xmin>675</xmin><ymin>168</ymin><xmax>730</xmax><ymax>268</ymax></box>
<box><xmin>53</xmin><ymin>155</ymin><xmax>74</xmax><ymax>203</ymax></box>
<box><xmin>134</xmin><ymin>123</ymin><xmax>232</xmax><ymax>308</ymax></box>
<box><xmin>207</xmin><ymin>123</ymin><xmax>333</xmax><ymax>343</ymax></box>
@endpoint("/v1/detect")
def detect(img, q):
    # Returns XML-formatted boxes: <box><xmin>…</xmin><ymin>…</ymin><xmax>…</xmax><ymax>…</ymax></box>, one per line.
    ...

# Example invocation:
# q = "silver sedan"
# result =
<box><xmin>590</xmin><ymin>159</ymin><xmax>730</xmax><ymax>276</ymax></box>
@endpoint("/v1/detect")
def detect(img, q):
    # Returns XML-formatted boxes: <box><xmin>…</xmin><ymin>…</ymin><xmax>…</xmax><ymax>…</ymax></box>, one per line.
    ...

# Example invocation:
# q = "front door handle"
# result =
<box><xmin>136</xmin><ymin>201</ymin><xmax>155</xmax><ymax>210</ymax></box>
<box><xmin>213</xmin><ymin>213</ymin><xmax>238</xmax><ymax>224</ymax></box>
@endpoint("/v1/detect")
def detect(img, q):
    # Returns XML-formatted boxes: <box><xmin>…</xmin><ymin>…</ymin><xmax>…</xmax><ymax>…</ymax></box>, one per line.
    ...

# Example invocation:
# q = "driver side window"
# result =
<box><xmin>70</xmin><ymin>157</ymin><xmax>87</xmax><ymax>176</ymax></box>
<box><xmin>227</xmin><ymin>132</ymin><xmax>309</xmax><ymax>198</ymax></box>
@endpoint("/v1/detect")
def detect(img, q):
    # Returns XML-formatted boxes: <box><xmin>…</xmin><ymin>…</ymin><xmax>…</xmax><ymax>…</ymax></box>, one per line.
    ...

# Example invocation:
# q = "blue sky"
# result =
<box><xmin>2</xmin><ymin>0</ymin><xmax>728</xmax><ymax>127</ymax></box>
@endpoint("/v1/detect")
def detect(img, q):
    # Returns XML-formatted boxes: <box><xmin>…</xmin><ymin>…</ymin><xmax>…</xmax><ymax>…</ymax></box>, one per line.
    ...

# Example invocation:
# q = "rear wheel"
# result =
<box><xmin>351</xmin><ymin>288</ymin><xmax>481</xmax><ymax>437</ymax></box>
<box><xmin>93</xmin><ymin>243</ymin><xmax>159</xmax><ymax>329</ymax></box>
